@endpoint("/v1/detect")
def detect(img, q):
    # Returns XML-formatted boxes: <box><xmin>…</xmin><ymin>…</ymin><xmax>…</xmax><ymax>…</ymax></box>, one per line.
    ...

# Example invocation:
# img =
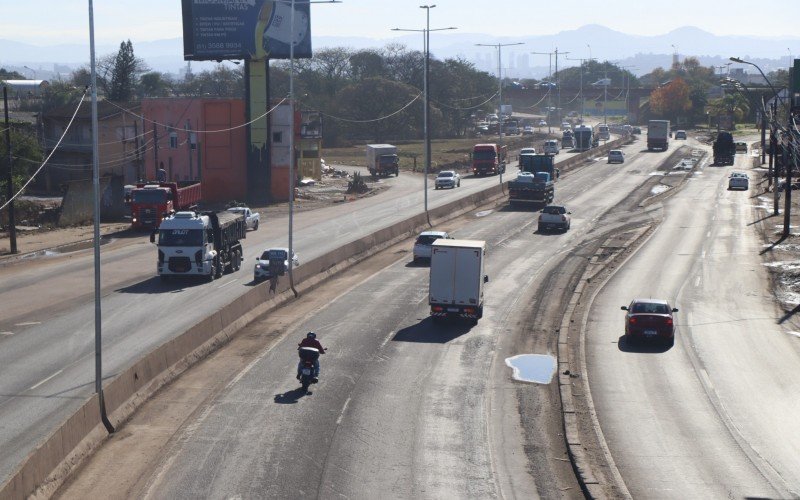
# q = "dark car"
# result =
<box><xmin>621</xmin><ymin>299</ymin><xmax>678</xmax><ymax>345</ymax></box>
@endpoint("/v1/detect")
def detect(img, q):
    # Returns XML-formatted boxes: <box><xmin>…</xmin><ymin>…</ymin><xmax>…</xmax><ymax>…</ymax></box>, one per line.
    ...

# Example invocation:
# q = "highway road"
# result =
<box><xmin>55</xmin><ymin>134</ymin><xmax>689</xmax><ymax>498</ymax></box>
<box><xmin>585</xmin><ymin>146</ymin><xmax>800</xmax><ymax>498</ymax></box>
<box><xmin>0</xmin><ymin>139</ymin><xmax>607</xmax><ymax>482</ymax></box>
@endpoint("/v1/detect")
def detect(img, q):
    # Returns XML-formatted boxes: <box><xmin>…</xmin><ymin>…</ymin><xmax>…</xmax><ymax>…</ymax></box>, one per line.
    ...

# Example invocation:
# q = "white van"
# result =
<box><xmin>543</xmin><ymin>139</ymin><xmax>560</xmax><ymax>155</ymax></box>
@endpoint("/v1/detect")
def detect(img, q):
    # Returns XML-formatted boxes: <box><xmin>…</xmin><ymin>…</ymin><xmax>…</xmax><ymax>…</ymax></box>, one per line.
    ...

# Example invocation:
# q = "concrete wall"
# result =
<box><xmin>0</xmin><ymin>140</ymin><xmax>620</xmax><ymax>500</ymax></box>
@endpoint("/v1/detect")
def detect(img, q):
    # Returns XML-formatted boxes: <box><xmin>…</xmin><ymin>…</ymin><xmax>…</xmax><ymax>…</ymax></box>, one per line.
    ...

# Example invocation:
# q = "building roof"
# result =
<box><xmin>1</xmin><ymin>79</ymin><xmax>49</xmax><ymax>88</ymax></box>
<box><xmin>45</xmin><ymin>99</ymin><xmax>140</xmax><ymax>120</ymax></box>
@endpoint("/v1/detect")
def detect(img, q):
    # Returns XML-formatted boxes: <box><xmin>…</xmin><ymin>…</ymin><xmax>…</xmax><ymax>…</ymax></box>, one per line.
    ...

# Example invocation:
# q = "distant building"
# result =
<box><xmin>40</xmin><ymin>99</ymin><xmax>140</xmax><ymax>192</ymax></box>
<box><xmin>0</xmin><ymin>79</ymin><xmax>49</xmax><ymax>98</ymax></box>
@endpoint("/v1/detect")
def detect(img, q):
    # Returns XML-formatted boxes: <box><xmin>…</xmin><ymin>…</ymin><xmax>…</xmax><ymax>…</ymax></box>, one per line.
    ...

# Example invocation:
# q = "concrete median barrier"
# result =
<box><xmin>1</xmin><ymin>172</ymin><xmax>509</xmax><ymax>500</ymax></box>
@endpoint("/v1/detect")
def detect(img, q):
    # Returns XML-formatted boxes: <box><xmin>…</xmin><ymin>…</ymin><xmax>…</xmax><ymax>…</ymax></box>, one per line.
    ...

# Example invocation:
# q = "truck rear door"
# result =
<box><xmin>454</xmin><ymin>247</ymin><xmax>481</xmax><ymax>306</ymax></box>
<box><xmin>429</xmin><ymin>246</ymin><xmax>456</xmax><ymax>304</ymax></box>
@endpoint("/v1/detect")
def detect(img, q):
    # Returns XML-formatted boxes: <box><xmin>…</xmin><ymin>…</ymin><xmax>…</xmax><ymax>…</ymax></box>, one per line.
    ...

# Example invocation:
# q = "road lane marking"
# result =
<box><xmin>336</xmin><ymin>396</ymin><xmax>352</xmax><ymax>425</ymax></box>
<box><xmin>14</xmin><ymin>322</ymin><xmax>41</xmax><ymax>326</ymax></box>
<box><xmin>30</xmin><ymin>369</ymin><xmax>63</xmax><ymax>390</ymax></box>
<box><xmin>707</xmin><ymin>231</ymin><xmax>711</xmax><ymax>237</ymax></box>
<box><xmin>695</xmin><ymin>276</ymin><xmax>701</xmax><ymax>287</ymax></box>
<box><xmin>216</xmin><ymin>279</ymin><xmax>237</xmax><ymax>289</ymax></box>
<box><xmin>0</xmin><ymin>331</ymin><xmax>13</xmax><ymax>336</ymax></box>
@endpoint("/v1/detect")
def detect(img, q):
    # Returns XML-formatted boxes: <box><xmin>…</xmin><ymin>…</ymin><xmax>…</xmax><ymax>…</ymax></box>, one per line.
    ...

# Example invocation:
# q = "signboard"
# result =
<box><xmin>181</xmin><ymin>0</ymin><xmax>312</xmax><ymax>61</ymax></box>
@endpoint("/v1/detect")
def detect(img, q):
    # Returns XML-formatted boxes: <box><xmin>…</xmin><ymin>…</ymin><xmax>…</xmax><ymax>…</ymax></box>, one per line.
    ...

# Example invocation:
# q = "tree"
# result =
<box><xmin>0</xmin><ymin>68</ymin><xmax>25</xmax><ymax>80</ymax></box>
<box><xmin>650</xmin><ymin>77</ymin><xmax>692</xmax><ymax>122</ymax></box>
<box><xmin>0</xmin><ymin>125</ymin><xmax>43</xmax><ymax>206</ymax></box>
<box><xmin>177</xmin><ymin>65</ymin><xmax>243</xmax><ymax>97</ymax></box>
<box><xmin>139</xmin><ymin>71</ymin><xmax>175</xmax><ymax>98</ymax></box>
<box><xmin>706</xmin><ymin>93</ymin><xmax>750</xmax><ymax>123</ymax></box>
<box><xmin>108</xmin><ymin>40</ymin><xmax>148</xmax><ymax>101</ymax></box>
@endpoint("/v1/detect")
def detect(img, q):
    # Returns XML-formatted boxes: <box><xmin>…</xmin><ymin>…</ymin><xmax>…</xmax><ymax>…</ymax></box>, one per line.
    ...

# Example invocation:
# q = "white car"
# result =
<box><xmin>520</xmin><ymin>147</ymin><xmax>537</xmax><ymax>156</ymax></box>
<box><xmin>435</xmin><ymin>170</ymin><xmax>461</xmax><ymax>189</ymax></box>
<box><xmin>254</xmin><ymin>247</ymin><xmax>299</xmax><ymax>281</ymax></box>
<box><xmin>537</xmin><ymin>119</ymin><xmax>548</xmax><ymax>127</ymax></box>
<box><xmin>522</xmin><ymin>125</ymin><xmax>535</xmax><ymax>136</ymax></box>
<box><xmin>607</xmin><ymin>150</ymin><xmax>625</xmax><ymax>164</ymax></box>
<box><xmin>728</xmin><ymin>172</ymin><xmax>749</xmax><ymax>190</ymax></box>
<box><xmin>543</xmin><ymin>139</ymin><xmax>560</xmax><ymax>155</ymax></box>
<box><xmin>561</xmin><ymin>122</ymin><xmax>572</xmax><ymax>131</ymax></box>
<box><xmin>413</xmin><ymin>230</ymin><xmax>451</xmax><ymax>263</ymax></box>
<box><xmin>538</xmin><ymin>205</ymin><xmax>571</xmax><ymax>232</ymax></box>
<box><xmin>227</xmin><ymin>206</ymin><xmax>260</xmax><ymax>231</ymax></box>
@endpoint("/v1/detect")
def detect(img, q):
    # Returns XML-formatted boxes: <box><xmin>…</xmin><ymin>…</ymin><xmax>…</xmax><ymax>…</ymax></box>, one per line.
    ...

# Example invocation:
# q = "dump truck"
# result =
<box><xmin>151</xmin><ymin>210</ymin><xmax>246</xmax><ymax>281</ymax></box>
<box><xmin>519</xmin><ymin>153</ymin><xmax>559</xmax><ymax>181</ymax></box>
<box><xmin>366</xmin><ymin>144</ymin><xmax>400</xmax><ymax>177</ymax></box>
<box><xmin>129</xmin><ymin>181</ymin><xmax>202</xmax><ymax>230</ymax></box>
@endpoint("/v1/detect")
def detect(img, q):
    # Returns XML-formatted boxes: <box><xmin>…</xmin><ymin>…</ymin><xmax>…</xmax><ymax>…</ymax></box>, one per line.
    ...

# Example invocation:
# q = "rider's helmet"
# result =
<box><xmin>306</xmin><ymin>332</ymin><xmax>316</xmax><ymax>339</ymax></box>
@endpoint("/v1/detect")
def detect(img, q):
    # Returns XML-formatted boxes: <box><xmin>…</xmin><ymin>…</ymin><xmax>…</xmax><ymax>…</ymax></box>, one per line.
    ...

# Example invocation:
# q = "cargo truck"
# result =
<box><xmin>647</xmin><ymin>120</ymin><xmax>670</xmax><ymax>151</ymax></box>
<box><xmin>151</xmin><ymin>210</ymin><xmax>247</xmax><ymax>282</ymax></box>
<box><xmin>508</xmin><ymin>172</ymin><xmax>554</xmax><ymax>207</ymax></box>
<box><xmin>129</xmin><ymin>181</ymin><xmax>202</xmax><ymax>230</ymax></box>
<box><xmin>573</xmin><ymin>125</ymin><xmax>593</xmax><ymax>151</ymax></box>
<box><xmin>712</xmin><ymin>132</ymin><xmax>736</xmax><ymax>166</ymax></box>
<box><xmin>429</xmin><ymin>239</ymin><xmax>488</xmax><ymax>324</ymax></box>
<box><xmin>519</xmin><ymin>153</ymin><xmax>559</xmax><ymax>180</ymax></box>
<box><xmin>472</xmin><ymin>143</ymin><xmax>507</xmax><ymax>176</ymax></box>
<box><xmin>366</xmin><ymin>144</ymin><xmax>400</xmax><ymax>177</ymax></box>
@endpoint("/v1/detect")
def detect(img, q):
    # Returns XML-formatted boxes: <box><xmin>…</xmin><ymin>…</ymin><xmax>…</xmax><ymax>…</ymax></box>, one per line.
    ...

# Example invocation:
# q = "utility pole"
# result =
<box><xmin>566</xmin><ymin>55</ymin><xmax>595</xmax><ymax>122</ymax></box>
<box><xmin>3</xmin><ymin>86</ymin><xmax>17</xmax><ymax>254</ymax></box>
<box><xmin>554</xmin><ymin>48</ymin><xmax>568</xmax><ymax>127</ymax></box>
<box><xmin>477</xmin><ymin>41</ymin><xmax>524</xmax><ymax>186</ymax></box>
<box><xmin>532</xmin><ymin>50</ymin><xmax>555</xmax><ymax>132</ymax></box>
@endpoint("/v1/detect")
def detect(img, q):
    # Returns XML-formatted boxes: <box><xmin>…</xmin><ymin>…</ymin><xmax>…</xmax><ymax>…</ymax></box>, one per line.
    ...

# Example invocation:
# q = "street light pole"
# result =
<box><xmin>477</xmin><ymin>41</ymin><xmax>524</xmax><ymax>185</ymax></box>
<box><xmin>532</xmin><ymin>50</ymin><xmax>555</xmax><ymax>132</ymax></box>
<box><xmin>395</xmin><ymin>9</ymin><xmax>456</xmax><ymax>217</ymax></box>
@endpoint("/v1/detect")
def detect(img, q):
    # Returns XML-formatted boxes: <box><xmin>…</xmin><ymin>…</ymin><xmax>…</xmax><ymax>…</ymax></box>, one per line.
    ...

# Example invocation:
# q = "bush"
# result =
<box><xmin>347</xmin><ymin>171</ymin><xmax>368</xmax><ymax>194</ymax></box>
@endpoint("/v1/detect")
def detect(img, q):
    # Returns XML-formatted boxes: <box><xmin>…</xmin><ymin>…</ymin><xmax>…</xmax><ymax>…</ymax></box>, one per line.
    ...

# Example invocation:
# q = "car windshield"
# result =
<box><xmin>416</xmin><ymin>235</ymin><xmax>442</xmax><ymax>245</ymax></box>
<box><xmin>473</xmin><ymin>150</ymin><xmax>497</xmax><ymax>160</ymax></box>
<box><xmin>543</xmin><ymin>206</ymin><xmax>565</xmax><ymax>215</ymax></box>
<box><xmin>631</xmin><ymin>302</ymin><xmax>670</xmax><ymax>314</ymax></box>
<box><xmin>260</xmin><ymin>249</ymin><xmax>288</xmax><ymax>261</ymax></box>
<box><xmin>438</xmin><ymin>172</ymin><xmax>454</xmax><ymax>178</ymax></box>
<box><xmin>132</xmin><ymin>189</ymin><xmax>167</xmax><ymax>204</ymax></box>
<box><xmin>158</xmin><ymin>228</ymin><xmax>204</xmax><ymax>247</ymax></box>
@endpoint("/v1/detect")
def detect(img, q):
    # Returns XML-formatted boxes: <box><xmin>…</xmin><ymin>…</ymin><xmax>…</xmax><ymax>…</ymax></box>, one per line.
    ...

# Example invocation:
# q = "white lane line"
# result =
<box><xmin>695</xmin><ymin>276</ymin><xmax>701</xmax><ymax>287</ymax></box>
<box><xmin>30</xmin><ymin>369</ymin><xmax>63</xmax><ymax>391</ymax></box>
<box><xmin>336</xmin><ymin>396</ymin><xmax>352</xmax><ymax>425</ymax></box>
<box><xmin>706</xmin><ymin>231</ymin><xmax>711</xmax><ymax>237</ymax></box>
<box><xmin>216</xmin><ymin>279</ymin><xmax>237</xmax><ymax>289</ymax></box>
<box><xmin>14</xmin><ymin>322</ymin><xmax>41</xmax><ymax>326</ymax></box>
<box><xmin>0</xmin><ymin>331</ymin><xmax>13</xmax><ymax>336</ymax></box>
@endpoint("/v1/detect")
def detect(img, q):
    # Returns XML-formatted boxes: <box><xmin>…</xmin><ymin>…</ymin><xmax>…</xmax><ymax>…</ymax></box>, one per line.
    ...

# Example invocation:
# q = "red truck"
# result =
<box><xmin>129</xmin><ymin>181</ymin><xmax>202</xmax><ymax>230</ymax></box>
<box><xmin>472</xmin><ymin>143</ymin><xmax>507</xmax><ymax>176</ymax></box>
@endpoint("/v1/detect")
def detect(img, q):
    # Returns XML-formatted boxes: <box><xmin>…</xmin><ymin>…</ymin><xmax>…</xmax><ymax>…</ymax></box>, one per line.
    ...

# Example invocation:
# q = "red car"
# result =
<box><xmin>621</xmin><ymin>299</ymin><xmax>678</xmax><ymax>345</ymax></box>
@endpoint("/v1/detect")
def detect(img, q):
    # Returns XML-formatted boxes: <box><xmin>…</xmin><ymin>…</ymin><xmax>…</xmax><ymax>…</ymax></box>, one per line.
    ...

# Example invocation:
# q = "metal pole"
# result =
<box><xmin>287</xmin><ymin>0</ymin><xmax>298</xmax><ymax>296</ymax></box>
<box><xmin>772</xmin><ymin>100</ymin><xmax>779</xmax><ymax>216</ymax></box>
<box><xmin>783</xmin><ymin>132</ymin><xmax>791</xmax><ymax>238</ymax></box>
<box><xmin>497</xmin><ymin>45</ymin><xmax>503</xmax><ymax>186</ymax></box>
<box><xmin>3</xmin><ymin>86</ymin><xmax>17</xmax><ymax>254</ymax></box>
<box><xmin>424</xmin><ymin>7</ymin><xmax>430</xmax><ymax>217</ymax></box>
<box><xmin>88</xmin><ymin>0</ymin><xmax>114</xmax><ymax>434</ymax></box>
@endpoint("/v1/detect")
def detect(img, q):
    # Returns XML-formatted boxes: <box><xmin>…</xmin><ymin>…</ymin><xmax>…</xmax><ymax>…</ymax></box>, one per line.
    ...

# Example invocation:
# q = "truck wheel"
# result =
<box><xmin>214</xmin><ymin>257</ymin><xmax>223</xmax><ymax>279</ymax></box>
<box><xmin>253</xmin><ymin>220</ymin><xmax>258</xmax><ymax>231</ymax></box>
<box><xmin>207</xmin><ymin>265</ymin><xmax>216</xmax><ymax>282</ymax></box>
<box><xmin>234</xmin><ymin>250</ymin><xmax>242</xmax><ymax>271</ymax></box>
<box><xmin>395</xmin><ymin>169</ymin><xmax>399</xmax><ymax>177</ymax></box>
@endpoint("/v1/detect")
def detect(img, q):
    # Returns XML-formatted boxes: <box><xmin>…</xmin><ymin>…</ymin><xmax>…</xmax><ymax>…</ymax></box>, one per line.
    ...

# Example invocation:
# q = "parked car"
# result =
<box><xmin>622</xmin><ymin>299</ymin><xmax>678</xmax><ymax>345</ymax></box>
<box><xmin>735</xmin><ymin>141</ymin><xmax>748</xmax><ymax>153</ymax></box>
<box><xmin>537</xmin><ymin>205</ymin><xmax>571</xmax><ymax>232</ymax></box>
<box><xmin>728</xmin><ymin>172</ymin><xmax>749</xmax><ymax>190</ymax></box>
<box><xmin>435</xmin><ymin>170</ymin><xmax>461</xmax><ymax>189</ymax></box>
<box><xmin>227</xmin><ymin>206</ymin><xmax>260</xmax><ymax>231</ymax></box>
<box><xmin>254</xmin><ymin>247</ymin><xmax>299</xmax><ymax>281</ymax></box>
<box><xmin>413</xmin><ymin>230</ymin><xmax>451</xmax><ymax>263</ymax></box>
<box><xmin>607</xmin><ymin>150</ymin><xmax>625</xmax><ymax>164</ymax></box>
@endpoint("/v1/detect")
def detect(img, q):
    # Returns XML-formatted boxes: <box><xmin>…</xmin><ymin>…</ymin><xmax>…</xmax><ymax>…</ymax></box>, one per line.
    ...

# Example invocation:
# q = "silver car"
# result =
<box><xmin>413</xmin><ymin>231</ymin><xmax>450</xmax><ymax>263</ymax></box>
<box><xmin>435</xmin><ymin>170</ymin><xmax>461</xmax><ymax>189</ymax></box>
<box><xmin>254</xmin><ymin>247</ymin><xmax>299</xmax><ymax>281</ymax></box>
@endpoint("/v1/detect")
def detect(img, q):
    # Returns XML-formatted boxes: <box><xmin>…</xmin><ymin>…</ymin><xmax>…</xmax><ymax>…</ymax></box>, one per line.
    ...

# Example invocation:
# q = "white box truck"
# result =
<box><xmin>366</xmin><ymin>144</ymin><xmax>399</xmax><ymax>177</ymax></box>
<box><xmin>429</xmin><ymin>239</ymin><xmax>488</xmax><ymax>324</ymax></box>
<box><xmin>647</xmin><ymin>120</ymin><xmax>670</xmax><ymax>151</ymax></box>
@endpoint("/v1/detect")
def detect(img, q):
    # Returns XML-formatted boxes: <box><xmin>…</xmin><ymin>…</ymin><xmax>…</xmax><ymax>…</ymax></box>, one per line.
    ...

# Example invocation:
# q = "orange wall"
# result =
<box><xmin>142</xmin><ymin>98</ymin><xmax>247</xmax><ymax>203</ymax></box>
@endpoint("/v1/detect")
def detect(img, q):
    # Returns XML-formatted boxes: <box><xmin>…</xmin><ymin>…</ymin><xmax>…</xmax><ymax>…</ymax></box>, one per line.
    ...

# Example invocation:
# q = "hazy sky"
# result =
<box><xmin>4</xmin><ymin>0</ymin><xmax>799</xmax><ymax>46</ymax></box>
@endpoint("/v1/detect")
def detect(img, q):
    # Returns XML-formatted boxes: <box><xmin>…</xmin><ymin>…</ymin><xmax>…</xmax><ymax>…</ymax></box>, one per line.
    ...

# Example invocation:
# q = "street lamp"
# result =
<box><xmin>729</xmin><ymin>57</ymin><xmax>783</xmax><ymax>105</ymax></box>
<box><xmin>23</xmin><ymin>65</ymin><xmax>36</xmax><ymax>81</ymax></box>
<box><xmin>394</xmin><ymin>6</ymin><xmax>456</xmax><ymax>217</ymax></box>
<box><xmin>477</xmin><ymin>41</ymin><xmax>524</xmax><ymax>185</ymax></box>
<box><xmin>532</xmin><ymin>50</ymin><xmax>555</xmax><ymax>132</ymax></box>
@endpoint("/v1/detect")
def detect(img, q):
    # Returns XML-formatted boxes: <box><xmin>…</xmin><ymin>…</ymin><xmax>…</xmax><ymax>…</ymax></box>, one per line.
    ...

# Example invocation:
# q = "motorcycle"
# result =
<box><xmin>298</xmin><ymin>346</ymin><xmax>320</xmax><ymax>393</ymax></box>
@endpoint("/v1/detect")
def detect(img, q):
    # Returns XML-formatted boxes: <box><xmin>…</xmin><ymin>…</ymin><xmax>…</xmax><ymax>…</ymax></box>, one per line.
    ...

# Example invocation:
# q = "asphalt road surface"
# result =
<box><xmin>585</xmin><ymin>148</ymin><xmax>800</xmax><ymax>498</ymax></box>
<box><xmin>55</xmin><ymin>134</ymin><xmax>690</xmax><ymax>498</ymax></box>
<box><xmin>0</xmin><ymin>142</ymin><xmax>603</xmax><ymax>482</ymax></box>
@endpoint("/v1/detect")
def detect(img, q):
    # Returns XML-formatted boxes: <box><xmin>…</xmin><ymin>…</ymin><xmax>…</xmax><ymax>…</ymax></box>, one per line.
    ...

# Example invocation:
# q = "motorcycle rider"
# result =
<box><xmin>297</xmin><ymin>332</ymin><xmax>325</xmax><ymax>380</ymax></box>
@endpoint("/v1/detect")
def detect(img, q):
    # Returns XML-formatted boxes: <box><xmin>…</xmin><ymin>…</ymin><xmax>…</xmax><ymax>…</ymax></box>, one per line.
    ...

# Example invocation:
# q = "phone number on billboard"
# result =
<box><xmin>197</xmin><ymin>43</ymin><xmax>242</xmax><ymax>50</ymax></box>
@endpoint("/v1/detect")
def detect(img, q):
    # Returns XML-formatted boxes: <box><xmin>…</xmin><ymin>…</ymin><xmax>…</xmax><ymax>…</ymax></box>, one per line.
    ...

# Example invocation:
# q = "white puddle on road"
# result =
<box><xmin>650</xmin><ymin>185</ymin><xmax>670</xmax><ymax>195</ymax></box>
<box><xmin>505</xmin><ymin>354</ymin><xmax>557</xmax><ymax>384</ymax></box>
<box><xmin>475</xmin><ymin>210</ymin><xmax>494</xmax><ymax>218</ymax></box>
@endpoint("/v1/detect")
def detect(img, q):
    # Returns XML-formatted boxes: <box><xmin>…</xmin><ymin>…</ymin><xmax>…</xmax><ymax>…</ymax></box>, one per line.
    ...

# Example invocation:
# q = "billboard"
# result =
<box><xmin>182</xmin><ymin>0</ymin><xmax>312</xmax><ymax>61</ymax></box>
